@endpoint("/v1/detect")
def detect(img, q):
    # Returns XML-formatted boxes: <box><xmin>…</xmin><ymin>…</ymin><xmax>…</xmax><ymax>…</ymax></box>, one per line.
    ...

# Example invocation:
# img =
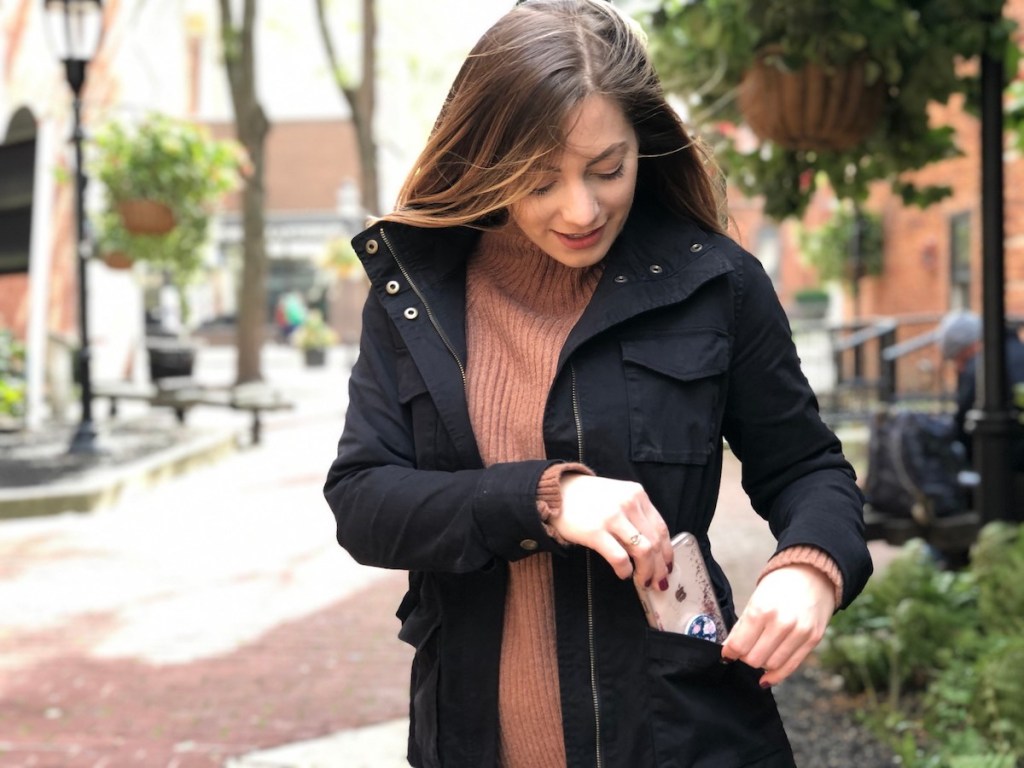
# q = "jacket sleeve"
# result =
<box><xmin>323</xmin><ymin>291</ymin><xmax>566</xmax><ymax>573</ymax></box>
<box><xmin>719</xmin><ymin>250</ymin><xmax>873</xmax><ymax>608</ymax></box>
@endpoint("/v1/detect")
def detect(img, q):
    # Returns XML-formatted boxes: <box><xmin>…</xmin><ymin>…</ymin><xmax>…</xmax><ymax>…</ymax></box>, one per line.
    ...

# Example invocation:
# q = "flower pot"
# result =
<box><xmin>117</xmin><ymin>199</ymin><xmax>176</xmax><ymax>236</ymax></box>
<box><xmin>738</xmin><ymin>49</ymin><xmax>885</xmax><ymax>152</ymax></box>
<box><xmin>101</xmin><ymin>250</ymin><xmax>134</xmax><ymax>270</ymax></box>
<box><xmin>303</xmin><ymin>347</ymin><xmax>327</xmax><ymax>368</ymax></box>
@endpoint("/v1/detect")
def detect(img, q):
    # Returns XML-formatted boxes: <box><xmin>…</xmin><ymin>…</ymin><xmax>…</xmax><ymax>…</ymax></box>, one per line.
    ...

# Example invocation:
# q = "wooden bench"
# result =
<box><xmin>93</xmin><ymin>378</ymin><xmax>294</xmax><ymax>445</ymax></box>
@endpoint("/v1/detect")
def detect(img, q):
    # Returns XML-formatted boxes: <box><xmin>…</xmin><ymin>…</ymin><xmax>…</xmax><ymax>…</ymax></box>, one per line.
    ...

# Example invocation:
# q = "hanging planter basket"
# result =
<box><xmin>737</xmin><ymin>47</ymin><xmax>886</xmax><ymax>152</ymax></box>
<box><xmin>100</xmin><ymin>250</ymin><xmax>134</xmax><ymax>270</ymax></box>
<box><xmin>116</xmin><ymin>199</ymin><xmax>176</xmax><ymax>236</ymax></box>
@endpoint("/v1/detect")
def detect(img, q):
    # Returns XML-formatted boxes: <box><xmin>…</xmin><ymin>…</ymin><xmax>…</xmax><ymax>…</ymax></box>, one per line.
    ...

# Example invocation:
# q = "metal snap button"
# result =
<box><xmin>520</xmin><ymin>539</ymin><xmax>539</xmax><ymax>551</ymax></box>
<box><xmin>366</xmin><ymin>239</ymin><xmax>379</xmax><ymax>255</ymax></box>
<box><xmin>690</xmin><ymin>243</ymin><xmax>703</xmax><ymax>253</ymax></box>
<box><xmin>649</xmin><ymin>264</ymin><xmax>663</xmax><ymax>274</ymax></box>
<box><xmin>614</xmin><ymin>275</ymin><xmax>628</xmax><ymax>284</ymax></box>
<box><xmin>385</xmin><ymin>280</ymin><xmax>400</xmax><ymax>295</ymax></box>
<box><xmin>403</xmin><ymin>307</ymin><xmax>419</xmax><ymax>320</ymax></box>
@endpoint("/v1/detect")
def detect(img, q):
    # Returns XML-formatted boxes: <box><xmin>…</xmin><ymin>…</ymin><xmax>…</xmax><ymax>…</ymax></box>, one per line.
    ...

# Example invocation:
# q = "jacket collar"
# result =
<box><xmin>354</xmin><ymin>203</ymin><xmax>734</xmax><ymax>364</ymax></box>
<box><xmin>351</xmin><ymin>207</ymin><xmax>735</xmax><ymax>465</ymax></box>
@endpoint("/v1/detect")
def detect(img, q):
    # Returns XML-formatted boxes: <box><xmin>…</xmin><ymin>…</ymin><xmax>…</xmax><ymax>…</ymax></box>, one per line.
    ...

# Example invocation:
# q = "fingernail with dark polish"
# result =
<box><xmin>667</xmin><ymin>561</ymin><xmax>674</xmax><ymax>574</ymax></box>
<box><xmin>644</xmin><ymin>578</ymin><xmax>652</xmax><ymax>588</ymax></box>
<box><xmin>658</xmin><ymin>578</ymin><xmax>669</xmax><ymax>591</ymax></box>
<box><xmin>719</xmin><ymin>657</ymin><xmax>734</xmax><ymax>665</ymax></box>
<box><xmin>760</xmin><ymin>681</ymin><xmax>772</xmax><ymax>689</ymax></box>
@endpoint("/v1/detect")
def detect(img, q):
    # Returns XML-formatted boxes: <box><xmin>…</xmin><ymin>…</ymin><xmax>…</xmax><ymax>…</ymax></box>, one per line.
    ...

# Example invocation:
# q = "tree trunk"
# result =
<box><xmin>314</xmin><ymin>0</ymin><xmax>380</xmax><ymax>216</ymax></box>
<box><xmin>218</xmin><ymin>0</ymin><xmax>270</xmax><ymax>384</ymax></box>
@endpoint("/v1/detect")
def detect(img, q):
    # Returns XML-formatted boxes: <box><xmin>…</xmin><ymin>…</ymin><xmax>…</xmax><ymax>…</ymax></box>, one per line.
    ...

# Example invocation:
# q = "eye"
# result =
<box><xmin>530</xmin><ymin>180</ymin><xmax>556</xmax><ymax>196</ymax></box>
<box><xmin>595</xmin><ymin>164</ymin><xmax>625</xmax><ymax>181</ymax></box>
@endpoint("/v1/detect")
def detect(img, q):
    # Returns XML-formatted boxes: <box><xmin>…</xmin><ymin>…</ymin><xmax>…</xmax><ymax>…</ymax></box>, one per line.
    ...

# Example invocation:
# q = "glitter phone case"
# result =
<box><xmin>636</xmin><ymin>531</ymin><xmax>728</xmax><ymax>644</ymax></box>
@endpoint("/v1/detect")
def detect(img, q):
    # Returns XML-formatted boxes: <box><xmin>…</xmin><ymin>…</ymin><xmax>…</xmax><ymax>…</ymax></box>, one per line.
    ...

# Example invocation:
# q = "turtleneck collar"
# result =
<box><xmin>469</xmin><ymin>225</ymin><xmax>604</xmax><ymax>317</ymax></box>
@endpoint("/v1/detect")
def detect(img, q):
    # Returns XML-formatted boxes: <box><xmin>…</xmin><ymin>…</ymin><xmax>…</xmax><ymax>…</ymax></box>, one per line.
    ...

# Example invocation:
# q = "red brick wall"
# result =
<box><xmin>731</xmin><ymin>1</ymin><xmax>1024</xmax><ymax>323</ymax></box>
<box><xmin>208</xmin><ymin>119</ymin><xmax>361</xmax><ymax>214</ymax></box>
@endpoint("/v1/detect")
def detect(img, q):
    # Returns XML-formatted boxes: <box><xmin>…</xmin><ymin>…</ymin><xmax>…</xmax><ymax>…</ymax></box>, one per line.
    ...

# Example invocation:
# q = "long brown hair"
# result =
<box><xmin>382</xmin><ymin>0</ymin><xmax>725</xmax><ymax>233</ymax></box>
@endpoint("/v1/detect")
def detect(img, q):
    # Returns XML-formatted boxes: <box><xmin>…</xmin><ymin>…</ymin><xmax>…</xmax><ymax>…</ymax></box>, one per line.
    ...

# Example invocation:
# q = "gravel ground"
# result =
<box><xmin>777</xmin><ymin>659</ymin><xmax>898</xmax><ymax>767</ymax></box>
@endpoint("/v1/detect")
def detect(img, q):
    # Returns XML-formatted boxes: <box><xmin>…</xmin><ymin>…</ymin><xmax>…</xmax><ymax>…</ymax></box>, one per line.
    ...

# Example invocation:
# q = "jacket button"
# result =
<box><xmin>614</xmin><ymin>275</ymin><xmax>628</xmax><ymax>284</ymax></box>
<box><xmin>649</xmin><ymin>264</ymin><xmax>663</xmax><ymax>274</ymax></box>
<box><xmin>520</xmin><ymin>539</ymin><xmax>539</xmax><ymax>551</ymax></box>
<box><xmin>366</xmin><ymin>239</ymin><xmax>379</xmax><ymax>254</ymax></box>
<box><xmin>404</xmin><ymin>307</ymin><xmax>419</xmax><ymax>320</ymax></box>
<box><xmin>690</xmin><ymin>243</ymin><xmax>703</xmax><ymax>253</ymax></box>
<box><xmin>385</xmin><ymin>280</ymin><xmax>400</xmax><ymax>295</ymax></box>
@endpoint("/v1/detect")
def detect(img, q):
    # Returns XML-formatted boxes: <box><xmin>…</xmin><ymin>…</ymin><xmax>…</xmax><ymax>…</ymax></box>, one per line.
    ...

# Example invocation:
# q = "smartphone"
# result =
<box><xmin>636</xmin><ymin>531</ymin><xmax>728</xmax><ymax>644</ymax></box>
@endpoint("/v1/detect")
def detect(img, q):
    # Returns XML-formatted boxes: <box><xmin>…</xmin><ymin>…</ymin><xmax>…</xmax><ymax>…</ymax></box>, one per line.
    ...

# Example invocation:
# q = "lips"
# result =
<box><xmin>556</xmin><ymin>225</ymin><xmax>605</xmax><ymax>250</ymax></box>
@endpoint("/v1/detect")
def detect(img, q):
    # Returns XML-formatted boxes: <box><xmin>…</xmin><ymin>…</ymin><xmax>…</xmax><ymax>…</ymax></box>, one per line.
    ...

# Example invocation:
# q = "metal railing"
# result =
<box><xmin>821</xmin><ymin>313</ymin><xmax>1024</xmax><ymax>425</ymax></box>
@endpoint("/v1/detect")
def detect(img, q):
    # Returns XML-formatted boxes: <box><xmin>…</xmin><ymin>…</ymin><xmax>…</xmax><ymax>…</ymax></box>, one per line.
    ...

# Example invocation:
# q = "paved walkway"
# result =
<box><xmin>0</xmin><ymin>344</ymin><xmax>897</xmax><ymax>767</ymax></box>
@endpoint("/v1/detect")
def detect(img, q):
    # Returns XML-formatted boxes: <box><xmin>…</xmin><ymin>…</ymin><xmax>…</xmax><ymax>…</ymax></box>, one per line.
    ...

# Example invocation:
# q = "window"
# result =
<box><xmin>949</xmin><ymin>211</ymin><xmax>971</xmax><ymax>309</ymax></box>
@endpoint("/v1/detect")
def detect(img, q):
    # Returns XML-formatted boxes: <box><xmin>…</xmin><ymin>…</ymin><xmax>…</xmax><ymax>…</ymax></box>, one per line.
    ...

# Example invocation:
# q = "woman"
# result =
<box><xmin>324</xmin><ymin>1</ymin><xmax>872</xmax><ymax>766</ymax></box>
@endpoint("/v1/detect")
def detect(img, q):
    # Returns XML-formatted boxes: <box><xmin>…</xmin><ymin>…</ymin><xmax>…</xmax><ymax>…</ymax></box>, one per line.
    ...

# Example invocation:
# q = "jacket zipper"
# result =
<box><xmin>379</xmin><ymin>228</ymin><xmax>467</xmax><ymax>387</ymax></box>
<box><xmin>573</xmin><ymin>365</ymin><xmax>603</xmax><ymax>768</ymax></box>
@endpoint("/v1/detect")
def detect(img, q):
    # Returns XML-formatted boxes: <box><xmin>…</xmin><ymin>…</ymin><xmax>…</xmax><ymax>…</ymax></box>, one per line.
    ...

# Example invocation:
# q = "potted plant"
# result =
<box><xmin>291</xmin><ymin>309</ymin><xmax>337</xmax><ymax>368</ymax></box>
<box><xmin>644</xmin><ymin>0</ymin><xmax>1019</xmax><ymax>219</ymax></box>
<box><xmin>90</xmin><ymin>114</ymin><xmax>245</xmax><ymax>381</ymax></box>
<box><xmin>791</xmin><ymin>287</ymin><xmax>831</xmax><ymax>321</ymax></box>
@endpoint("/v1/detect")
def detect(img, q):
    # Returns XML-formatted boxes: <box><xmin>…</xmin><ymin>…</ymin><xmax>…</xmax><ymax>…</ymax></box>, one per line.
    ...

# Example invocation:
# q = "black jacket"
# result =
<box><xmin>324</xmin><ymin>205</ymin><xmax>873</xmax><ymax>767</ymax></box>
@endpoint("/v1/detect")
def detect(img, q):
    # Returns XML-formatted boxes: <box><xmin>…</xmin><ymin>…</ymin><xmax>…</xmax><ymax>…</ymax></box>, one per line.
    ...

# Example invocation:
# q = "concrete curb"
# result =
<box><xmin>227</xmin><ymin>719</ymin><xmax>410</xmax><ymax>768</ymax></box>
<box><xmin>0</xmin><ymin>427</ymin><xmax>242</xmax><ymax>520</ymax></box>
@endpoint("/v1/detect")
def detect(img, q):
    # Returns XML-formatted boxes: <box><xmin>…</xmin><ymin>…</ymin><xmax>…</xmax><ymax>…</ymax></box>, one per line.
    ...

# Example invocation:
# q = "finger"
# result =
<box><xmin>591</xmin><ymin>530</ymin><xmax>634</xmax><ymax>580</ymax></box>
<box><xmin>760</xmin><ymin>636</ymin><xmax>819</xmax><ymax>686</ymax></box>
<box><xmin>617</xmin><ymin>528</ymin><xmax>658</xmax><ymax>587</ymax></box>
<box><xmin>720</xmin><ymin>611</ymin><xmax>764</xmax><ymax>663</ymax></box>
<box><xmin>636</xmin><ymin>498</ymin><xmax>673</xmax><ymax>568</ymax></box>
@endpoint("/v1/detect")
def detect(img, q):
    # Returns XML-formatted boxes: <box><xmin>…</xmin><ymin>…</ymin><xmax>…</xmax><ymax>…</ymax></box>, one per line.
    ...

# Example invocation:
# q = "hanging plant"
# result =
<box><xmin>644</xmin><ymin>0</ymin><xmax>1020</xmax><ymax>220</ymax></box>
<box><xmin>89</xmin><ymin>113</ymin><xmax>247</xmax><ymax>323</ymax></box>
<box><xmin>91</xmin><ymin>113</ymin><xmax>245</xmax><ymax>236</ymax></box>
<box><xmin>798</xmin><ymin>204</ymin><xmax>884</xmax><ymax>289</ymax></box>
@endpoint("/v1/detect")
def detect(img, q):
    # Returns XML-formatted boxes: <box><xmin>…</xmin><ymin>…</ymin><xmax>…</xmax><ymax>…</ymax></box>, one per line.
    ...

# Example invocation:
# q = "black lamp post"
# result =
<box><xmin>971</xmin><ymin>35</ymin><xmax>1018</xmax><ymax>523</ymax></box>
<box><xmin>44</xmin><ymin>0</ymin><xmax>104</xmax><ymax>454</ymax></box>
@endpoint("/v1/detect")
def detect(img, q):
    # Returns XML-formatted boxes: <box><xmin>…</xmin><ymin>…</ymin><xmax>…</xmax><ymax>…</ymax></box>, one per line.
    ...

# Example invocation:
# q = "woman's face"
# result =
<box><xmin>509</xmin><ymin>95</ymin><xmax>639</xmax><ymax>269</ymax></box>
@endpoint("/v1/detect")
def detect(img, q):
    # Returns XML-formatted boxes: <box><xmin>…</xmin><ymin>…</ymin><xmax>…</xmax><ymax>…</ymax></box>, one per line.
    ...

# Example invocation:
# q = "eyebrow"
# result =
<box><xmin>534</xmin><ymin>142</ymin><xmax>630</xmax><ymax>173</ymax></box>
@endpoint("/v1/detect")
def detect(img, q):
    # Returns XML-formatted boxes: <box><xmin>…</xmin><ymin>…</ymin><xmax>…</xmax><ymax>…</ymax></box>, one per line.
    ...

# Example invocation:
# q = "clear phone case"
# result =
<box><xmin>636</xmin><ymin>531</ymin><xmax>728</xmax><ymax>643</ymax></box>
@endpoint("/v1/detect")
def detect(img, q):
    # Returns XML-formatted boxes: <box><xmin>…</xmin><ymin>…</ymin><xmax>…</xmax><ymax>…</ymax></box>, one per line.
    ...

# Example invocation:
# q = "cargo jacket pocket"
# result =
<box><xmin>622</xmin><ymin>331</ymin><xmax>729</xmax><ymax>464</ymax></box>
<box><xmin>644</xmin><ymin>629</ymin><xmax>794</xmax><ymax>768</ymax></box>
<box><xmin>396</xmin><ymin>348</ymin><xmax>454</xmax><ymax>471</ymax></box>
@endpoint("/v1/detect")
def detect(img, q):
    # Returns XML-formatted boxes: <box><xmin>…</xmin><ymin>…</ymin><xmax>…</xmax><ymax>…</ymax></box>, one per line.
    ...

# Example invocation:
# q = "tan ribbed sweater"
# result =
<box><xmin>464</xmin><ymin>226</ymin><xmax>844</xmax><ymax>768</ymax></box>
<box><xmin>466</xmin><ymin>227</ymin><xmax>600</xmax><ymax>767</ymax></box>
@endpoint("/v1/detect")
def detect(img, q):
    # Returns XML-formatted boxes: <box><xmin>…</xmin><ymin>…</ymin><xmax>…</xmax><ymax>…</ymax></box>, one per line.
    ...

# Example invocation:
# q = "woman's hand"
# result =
<box><xmin>550</xmin><ymin>474</ymin><xmax>673</xmax><ymax>591</ymax></box>
<box><xmin>720</xmin><ymin>564</ymin><xmax>836</xmax><ymax>687</ymax></box>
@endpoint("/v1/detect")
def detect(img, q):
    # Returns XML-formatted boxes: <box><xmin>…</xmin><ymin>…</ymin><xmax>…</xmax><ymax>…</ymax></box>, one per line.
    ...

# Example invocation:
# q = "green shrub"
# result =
<box><xmin>0</xmin><ymin>329</ymin><xmax>25</xmax><ymax>419</ymax></box>
<box><xmin>819</xmin><ymin>526</ymin><xmax>1024</xmax><ymax>766</ymax></box>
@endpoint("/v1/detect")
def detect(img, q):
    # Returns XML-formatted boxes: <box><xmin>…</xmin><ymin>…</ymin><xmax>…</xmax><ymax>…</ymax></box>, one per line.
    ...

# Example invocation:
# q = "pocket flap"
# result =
<box><xmin>621</xmin><ymin>332</ymin><xmax>729</xmax><ymax>382</ymax></box>
<box><xmin>396</xmin><ymin>350</ymin><xmax>430</xmax><ymax>404</ymax></box>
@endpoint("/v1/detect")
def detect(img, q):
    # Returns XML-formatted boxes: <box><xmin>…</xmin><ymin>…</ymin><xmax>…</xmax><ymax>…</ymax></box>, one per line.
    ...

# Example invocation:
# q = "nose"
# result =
<box><xmin>560</xmin><ymin>180</ymin><xmax>599</xmax><ymax>228</ymax></box>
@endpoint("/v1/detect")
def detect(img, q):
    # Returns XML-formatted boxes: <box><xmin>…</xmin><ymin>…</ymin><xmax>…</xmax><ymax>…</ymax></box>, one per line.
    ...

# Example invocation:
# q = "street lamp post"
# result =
<box><xmin>44</xmin><ymin>0</ymin><xmax>104</xmax><ymax>454</ymax></box>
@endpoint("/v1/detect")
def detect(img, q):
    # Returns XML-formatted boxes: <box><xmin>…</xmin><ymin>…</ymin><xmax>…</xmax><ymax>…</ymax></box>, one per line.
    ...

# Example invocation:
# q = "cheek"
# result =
<box><xmin>510</xmin><ymin>200</ymin><xmax>546</xmax><ymax>233</ymax></box>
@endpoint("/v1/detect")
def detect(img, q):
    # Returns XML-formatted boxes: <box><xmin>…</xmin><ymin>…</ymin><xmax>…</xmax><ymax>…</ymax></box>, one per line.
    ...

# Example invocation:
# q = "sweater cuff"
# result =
<box><xmin>758</xmin><ymin>546</ymin><xmax>844</xmax><ymax>608</ymax></box>
<box><xmin>536</xmin><ymin>462</ymin><xmax>594</xmax><ymax>546</ymax></box>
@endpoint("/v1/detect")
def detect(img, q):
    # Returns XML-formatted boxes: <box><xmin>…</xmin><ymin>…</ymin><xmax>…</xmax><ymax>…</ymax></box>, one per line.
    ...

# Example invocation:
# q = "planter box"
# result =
<box><xmin>146</xmin><ymin>339</ymin><xmax>196</xmax><ymax>382</ymax></box>
<box><xmin>303</xmin><ymin>347</ymin><xmax>327</xmax><ymax>368</ymax></box>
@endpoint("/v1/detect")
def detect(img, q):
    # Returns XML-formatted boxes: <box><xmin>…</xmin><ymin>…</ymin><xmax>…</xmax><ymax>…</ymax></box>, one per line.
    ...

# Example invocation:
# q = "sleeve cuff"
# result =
<box><xmin>758</xmin><ymin>545</ymin><xmax>844</xmax><ymax>608</ymax></box>
<box><xmin>536</xmin><ymin>462</ymin><xmax>593</xmax><ymax>546</ymax></box>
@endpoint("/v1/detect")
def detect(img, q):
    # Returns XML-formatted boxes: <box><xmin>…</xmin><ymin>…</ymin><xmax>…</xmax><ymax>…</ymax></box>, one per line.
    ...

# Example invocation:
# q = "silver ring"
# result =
<box><xmin>629</xmin><ymin>533</ymin><xmax>642</xmax><ymax>547</ymax></box>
